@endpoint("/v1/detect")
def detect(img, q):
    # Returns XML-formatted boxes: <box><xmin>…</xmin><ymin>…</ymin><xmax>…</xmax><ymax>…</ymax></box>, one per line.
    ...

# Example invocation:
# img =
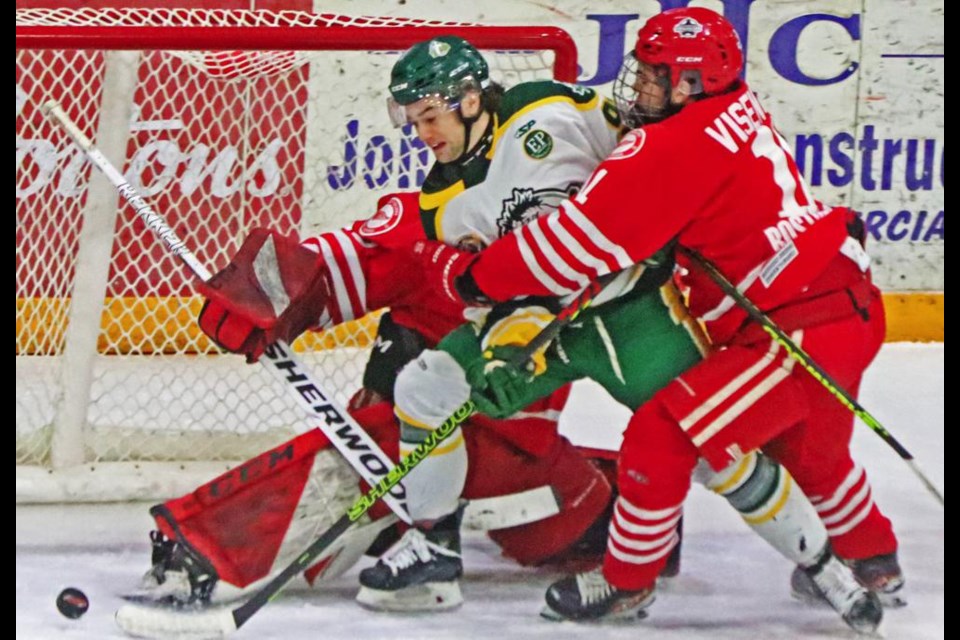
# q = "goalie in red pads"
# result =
<box><xmin>136</xmin><ymin>191</ymin><xmax>618</xmax><ymax>605</ymax></box>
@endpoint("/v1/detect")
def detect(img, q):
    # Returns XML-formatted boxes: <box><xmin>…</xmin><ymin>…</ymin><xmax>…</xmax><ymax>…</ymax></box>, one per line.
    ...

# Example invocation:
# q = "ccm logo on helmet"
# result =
<box><xmin>676</xmin><ymin>56</ymin><xmax>704</xmax><ymax>63</ymax></box>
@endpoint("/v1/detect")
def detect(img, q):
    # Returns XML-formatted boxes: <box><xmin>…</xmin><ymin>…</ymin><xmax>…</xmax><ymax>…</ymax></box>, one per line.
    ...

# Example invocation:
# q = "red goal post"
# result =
<box><xmin>15</xmin><ymin>8</ymin><xmax>578</xmax><ymax>502</ymax></box>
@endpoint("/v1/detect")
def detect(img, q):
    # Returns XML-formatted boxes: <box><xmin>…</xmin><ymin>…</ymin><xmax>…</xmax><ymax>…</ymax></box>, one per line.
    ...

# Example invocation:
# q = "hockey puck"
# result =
<box><xmin>56</xmin><ymin>587</ymin><xmax>89</xmax><ymax>619</ymax></box>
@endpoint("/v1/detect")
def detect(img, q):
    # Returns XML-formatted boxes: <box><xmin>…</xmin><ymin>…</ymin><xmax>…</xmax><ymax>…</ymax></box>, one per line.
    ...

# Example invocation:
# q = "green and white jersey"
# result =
<box><xmin>419</xmin><ymin>81</ymin><xmax>622</xmax><ymax>249</ymax></box>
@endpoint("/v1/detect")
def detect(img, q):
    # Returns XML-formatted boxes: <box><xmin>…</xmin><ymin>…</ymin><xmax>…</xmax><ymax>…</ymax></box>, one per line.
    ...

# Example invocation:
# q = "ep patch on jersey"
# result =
<box><xmin>523</xmin><ymin>129</ymin><xmax>553</xmax><ymax>160</ymax></box>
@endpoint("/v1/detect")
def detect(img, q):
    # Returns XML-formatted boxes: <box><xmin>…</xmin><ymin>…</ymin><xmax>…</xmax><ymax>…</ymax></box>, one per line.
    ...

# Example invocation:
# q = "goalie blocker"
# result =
<box><xmin>136</xmin><ymin>388</ymin><xmax>616</xmax><ymax>605</ymax></box>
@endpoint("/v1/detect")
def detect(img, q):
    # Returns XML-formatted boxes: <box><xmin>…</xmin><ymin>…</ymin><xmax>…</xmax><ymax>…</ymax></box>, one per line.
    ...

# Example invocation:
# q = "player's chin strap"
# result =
<box><xmin>113</xmin><ymin>275</ymin><xmax>617</xmax><ymax>639</ymax></box>
<box><xmin>678</xmin><ymin>246</ymin><xmax>943</xmax><ymax>508</ymax></box>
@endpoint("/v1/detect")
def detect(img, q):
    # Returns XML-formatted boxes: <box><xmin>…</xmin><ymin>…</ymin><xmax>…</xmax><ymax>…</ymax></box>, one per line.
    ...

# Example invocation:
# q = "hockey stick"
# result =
<box><xmin>114</xmin><ymin>278</ymin><xmax>610</xmax><ymax>639</ymax></box>
<box><xmin>679</xmin><ymin>246</ymin><xmax>944</xmax><ymax>507</ymax></box>
<box><xmin>43</xmin><ymin>100</ymin><xmax>561</xmax><ymax>533</ymax></box>
<box><xmin>47</xmin><ymin>98</ymin><xmax>560</xmax><ymax>542</ymax></box>
<box><xmin>42</xmin><ymin>100</ymin><xmax>418</xmax><ymax>522</ymax></box>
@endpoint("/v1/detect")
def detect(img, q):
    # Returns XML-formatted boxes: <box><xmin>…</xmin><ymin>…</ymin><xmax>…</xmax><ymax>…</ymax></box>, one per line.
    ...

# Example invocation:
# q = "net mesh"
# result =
<box><xmin>16</xmin><ymin>8</ymin><xmax>567</xmax><ymax>494</ymax></box>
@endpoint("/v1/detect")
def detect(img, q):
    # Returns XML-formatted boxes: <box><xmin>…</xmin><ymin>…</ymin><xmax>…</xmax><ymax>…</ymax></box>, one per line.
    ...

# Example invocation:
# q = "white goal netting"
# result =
<box><xmin>16</xmin><ymin>8</ymin><xmax>576</xmax><ymax>502</ymax></box>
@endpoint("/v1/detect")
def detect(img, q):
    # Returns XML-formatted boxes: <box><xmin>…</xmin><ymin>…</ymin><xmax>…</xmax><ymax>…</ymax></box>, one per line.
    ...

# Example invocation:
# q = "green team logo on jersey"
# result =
<box><xmin>523</xmin><ymin>129</ymin><xmax>553</xmax><ymax>160</ymax></box>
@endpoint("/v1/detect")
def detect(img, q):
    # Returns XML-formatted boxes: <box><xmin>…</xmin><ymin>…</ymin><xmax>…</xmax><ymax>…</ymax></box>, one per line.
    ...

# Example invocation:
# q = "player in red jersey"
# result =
<box><xmin>421</xmin><ymin>7</ymin><xmax>901</xmax><ymax>629</ymax></box>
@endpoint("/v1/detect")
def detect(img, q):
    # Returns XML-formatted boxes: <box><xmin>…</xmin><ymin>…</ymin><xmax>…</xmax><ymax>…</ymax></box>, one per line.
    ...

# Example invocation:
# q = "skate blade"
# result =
<box><xmin>356</xmin><ymin>582</ymin><xmax>463</xmax><ymax>613</ymax></box>
<box><xmin>539</xmin><ymin>605</ymin><xmax>650</xmax><ymax>623</ymax></box>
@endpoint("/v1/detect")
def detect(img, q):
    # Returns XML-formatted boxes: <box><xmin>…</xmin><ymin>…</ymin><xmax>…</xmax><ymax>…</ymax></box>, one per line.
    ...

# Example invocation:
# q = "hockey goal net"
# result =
<box><xmin>16</xmin><ymin>8</ymin><xmax>577</xmax><ymax>502</ymax></box>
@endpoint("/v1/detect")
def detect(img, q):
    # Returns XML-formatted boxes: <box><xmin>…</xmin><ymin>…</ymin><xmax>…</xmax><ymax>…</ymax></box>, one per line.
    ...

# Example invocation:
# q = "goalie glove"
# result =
<box><xmin>198</xmin><ymin>228</ymin><xmax>332</xmax><ymax>362</ymax></box>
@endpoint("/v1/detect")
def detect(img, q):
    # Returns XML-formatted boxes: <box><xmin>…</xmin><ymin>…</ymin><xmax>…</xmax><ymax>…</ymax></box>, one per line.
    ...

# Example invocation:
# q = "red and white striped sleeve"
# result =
<box><xmin>510</xmin><ymin>196</ymin><xmax>636</xmax><ymax>295</ymax></box>
<box><xmin>469</xmin><ymin>130</ymin><xmax>685</xmax><ymax>302</ymax></box>
<box><xmin>300</xmin><ymin>229</ymin><xmax>371</xmax><ymax>327</ymax></box>
<box><xmin>299</xmin><ymin>191</ymin><xmax>425</xmax><ymax>327</ymax></box>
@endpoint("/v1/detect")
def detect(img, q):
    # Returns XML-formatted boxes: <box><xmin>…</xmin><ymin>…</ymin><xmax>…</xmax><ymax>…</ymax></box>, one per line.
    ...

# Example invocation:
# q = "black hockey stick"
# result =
<box><xmin>114</xmin><ymin>277</ymin><xmax>612</xmax><ymax>638</ymax></box>
<box><xmin>679</xmin><ymin>246</ymin><xmax>944</xmax><ymax>507</ymax></box>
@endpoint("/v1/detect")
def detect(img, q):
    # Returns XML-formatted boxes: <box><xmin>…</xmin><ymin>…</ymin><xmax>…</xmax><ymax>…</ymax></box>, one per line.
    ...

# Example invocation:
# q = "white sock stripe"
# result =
<box><xmin>562</xmin><ymin>202</ymin><xmax>634</xmax><ymax>269</ymax></box>
<box><xmin>818</xmin><ymin>478</ymin><xmax>872</xmax><ymax>526</ymax></box>
<box><xmin>612</xmin><ymin>507</ymin><xmax>682</xmax><ymax>536</ymax></box>
<box><xmin>812</xmin><ymin>465</ymin><xmax>867</xmax><ymax>512</ymax></box>
<box><xmin>608</xmin><ymin>522</ymin><xmax>677</xmax><ymax>551</ymax></box>
<box><xmin>516</xmin><ymin>225</ymin><xmax>574</xmax><ymax>295</ymax></box>
<box><xmin>681</xmin><ymin>338</ymin><xmax>783</xmax><ymax>431</ymax></box>
<box><xmin>527</xmin><ymin>218</ymin><xmax>592</xmax><ymax>288</ymax></box>
<box><xmin>607</xmin><ymin>533</ymin><xmax>679</xmax><ymax>565</ymax></box>
<box><xmin>329</xmin><ymin>230</ymin><xmax>367</xmax><ymax>318</ymax></box>
<box><xmin>825</xmin><ymin>495</ymin><xmax>875</xmax><ymax>537</ymax></box>
<box><xmin>614</xmin><ymin>496</ymin><xmax>683</xmax><ymax>522</ymax></box>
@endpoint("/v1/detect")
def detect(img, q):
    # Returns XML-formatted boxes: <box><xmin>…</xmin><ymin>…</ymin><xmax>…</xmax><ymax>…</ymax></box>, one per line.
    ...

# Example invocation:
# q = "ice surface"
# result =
<box><xmin>16</xmin><ymin>343</ymin><xmax>944</xmax><ymax>639</ymax></box>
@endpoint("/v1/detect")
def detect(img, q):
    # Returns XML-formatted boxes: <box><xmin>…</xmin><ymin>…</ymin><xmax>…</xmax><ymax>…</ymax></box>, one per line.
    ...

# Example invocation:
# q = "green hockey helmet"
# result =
<box><xmin>387</xmin><ymin>36</ymin><xmax>490</xmax><ymax>127</ymax></box>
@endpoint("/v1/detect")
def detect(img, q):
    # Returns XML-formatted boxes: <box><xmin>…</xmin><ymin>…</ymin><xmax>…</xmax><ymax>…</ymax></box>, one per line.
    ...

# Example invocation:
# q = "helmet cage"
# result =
<box><xmin>614</xmin><ymin>53</ymin><xmax>697</xmax><ymax>129</ymax></box>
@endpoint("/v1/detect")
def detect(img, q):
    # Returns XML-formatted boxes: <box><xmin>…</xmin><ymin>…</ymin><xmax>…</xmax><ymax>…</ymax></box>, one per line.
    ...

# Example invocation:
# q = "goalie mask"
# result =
<box><xmin>386</xmin><ymin>35</ymin><xmax>491</xmax><ymax>129</ymax></box>
<box><xmin>613</xmin><ymin>7</ymin><xmax>744</xmax><ymax>128</ymax></box>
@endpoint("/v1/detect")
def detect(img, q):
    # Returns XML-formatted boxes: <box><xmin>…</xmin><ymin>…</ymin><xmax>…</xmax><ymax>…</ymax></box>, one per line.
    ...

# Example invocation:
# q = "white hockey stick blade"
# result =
<box><xmin>463</xmin><ymin>485</ymin><xmax>560</xmax><ymax>530</ymax></box>
<box><xmin>115</xmin><ymin>603</ymin><xmax>236</xmax><ymax>640</ymax></box>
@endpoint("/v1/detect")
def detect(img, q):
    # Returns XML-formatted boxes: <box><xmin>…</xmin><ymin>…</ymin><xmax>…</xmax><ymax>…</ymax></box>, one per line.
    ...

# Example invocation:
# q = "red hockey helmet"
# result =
<box><xmin>635</xmin><ymin>7</ymin><xmax>743</xmax><ymax>96</ymax></box>
<box><xmin>614</xmin><ymin>7</ymin><xmax>744</xmax><ymax>127</ymax></box>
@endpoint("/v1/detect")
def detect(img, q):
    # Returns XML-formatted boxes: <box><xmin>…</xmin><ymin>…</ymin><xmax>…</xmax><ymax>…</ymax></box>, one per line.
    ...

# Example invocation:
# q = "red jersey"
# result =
<box><xmin>302</xmin><ymin>191</ymin><xmax>465</xmax><ymax>345</ymax></box>
<box><xmin>471</xmin><ymin>83</ymin><xmax>862</xmax><ymax>344</ymax></box>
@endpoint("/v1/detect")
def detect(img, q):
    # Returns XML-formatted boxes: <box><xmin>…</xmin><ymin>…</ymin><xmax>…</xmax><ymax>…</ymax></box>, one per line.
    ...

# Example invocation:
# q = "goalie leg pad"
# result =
<box><xmin>145</xmin><ymin>430</ymin><xmax>373</xmax><ymax>603</ymax></box>
<box><xmin>466</xmin><ymin>428</ymin><xmax>613</xmax><ymax>567</ymax></box>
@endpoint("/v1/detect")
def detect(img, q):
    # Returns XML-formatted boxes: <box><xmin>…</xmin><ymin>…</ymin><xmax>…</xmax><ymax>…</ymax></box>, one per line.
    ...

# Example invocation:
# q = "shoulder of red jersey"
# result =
<box><xmin>350</xmin><ymin>191</ymin><xmax>425</xmax><ymax>248</ymax></box>
<box><xmin>297</xmin><ymin>191</ymin><xmax>426</xmax><ymax>326</ymax></box>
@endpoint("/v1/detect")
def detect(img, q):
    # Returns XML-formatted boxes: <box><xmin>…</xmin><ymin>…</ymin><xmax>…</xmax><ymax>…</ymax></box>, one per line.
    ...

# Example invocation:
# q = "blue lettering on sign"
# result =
<box><xmin>327</xmin><ymin>121</ymin><xmax>430</xmax><ymax>191</ymax></box>
<box><xmin>363</xmin><ymin>135</ymin><xmax>393</xmax><ymax>189</ymax></box>
<box><xmin>864</xmin><ymin>210</ymin><xmax>944</xmax><ymax>242</ymax></box>
<box><xmin>582</xmin><ymin>1</ymin><xmax>860</xmax><ymax>88</ymax></box>
<box><xmin>793</xmin><ymin>126</ymin><xmax>943</xmax><ymax>192</ymax></box>
<box><xmin>769</xmin><ymin>13</ymin><xmax>860</xmax><ymax>85</ymax></box>
<box><xmin>580</xmin><ymin>14</ymin><xmax>638</xmax><ymax>85</ymax></box>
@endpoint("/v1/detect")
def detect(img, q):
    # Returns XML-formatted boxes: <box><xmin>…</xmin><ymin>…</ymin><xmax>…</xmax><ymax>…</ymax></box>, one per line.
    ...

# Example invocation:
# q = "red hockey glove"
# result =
<box><xmin>197</xmin><ymin>228</ymin><xmax>332</xmax><ymax>362</ymax></box>
<box><xmin>411</xmin><ymin>239</ymin><xmax>490</xmax><ymax>305</ymax></box>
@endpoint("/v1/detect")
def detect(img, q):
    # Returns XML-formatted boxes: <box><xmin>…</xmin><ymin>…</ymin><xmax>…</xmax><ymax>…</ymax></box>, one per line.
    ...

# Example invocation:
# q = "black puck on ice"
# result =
<box><xmin>56</xmin><ymin>587</ymin><xmax>89</xmax><ymax>619</ymax></box>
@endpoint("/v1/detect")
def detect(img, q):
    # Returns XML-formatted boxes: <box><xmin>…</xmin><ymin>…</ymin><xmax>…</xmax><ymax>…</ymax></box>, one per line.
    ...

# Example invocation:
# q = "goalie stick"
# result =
<box><xmin>679</xmin><ymin>246</ymin><xmax>944</xmax><ymax>507</ymax></box>
<box><xmin>42</xmin><ymin>100</ymin><xmax>562</xmax><ymax>533</ymax></box>
<box><xmin>41</xmin><ymin>101</ymin><xmax>417</xmax><ymax>523</ymax></box>
<box><xmin>114</xmin><ymin>277</ymin><xmax>612</xmax><ymax>638</ymax></box>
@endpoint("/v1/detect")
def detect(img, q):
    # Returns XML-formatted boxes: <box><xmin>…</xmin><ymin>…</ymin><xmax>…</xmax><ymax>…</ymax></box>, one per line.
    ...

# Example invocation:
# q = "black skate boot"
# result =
<box><xmin>792</xmin><ymin>549</ymin><xmax>905</xmax><ymax>609</ymax></box>
<box><xmin>848</xmin><ymin>552</ymin><xmax>906</xmax><ymax>608</ymax></box>
<box><xmin>356</xmin><ymin>506</ymin><xmax>464</xmax><ymax>612</ymax></box>
<box><xmin>541</xmin><ymin>567</ymin><xmax>655</xmax><ymax>622</ymax></box>
<box><xmin>792</xmin><ymin>548</ymin><xmax>883</xmax><ymax>633</ymax></box>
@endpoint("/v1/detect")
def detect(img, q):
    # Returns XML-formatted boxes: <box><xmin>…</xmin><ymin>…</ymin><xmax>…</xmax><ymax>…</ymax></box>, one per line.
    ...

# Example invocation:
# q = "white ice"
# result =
<box><xmin>16</xmin><ymin>343</ymin><xmax>944</xmax><ymax>639</ymax></box>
